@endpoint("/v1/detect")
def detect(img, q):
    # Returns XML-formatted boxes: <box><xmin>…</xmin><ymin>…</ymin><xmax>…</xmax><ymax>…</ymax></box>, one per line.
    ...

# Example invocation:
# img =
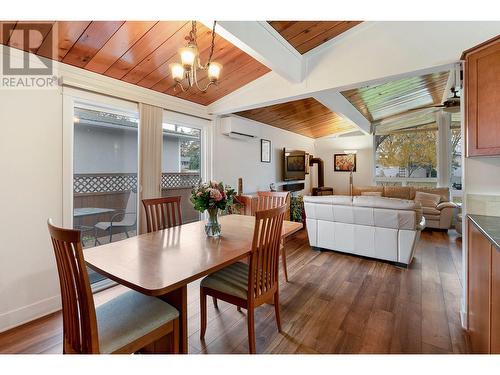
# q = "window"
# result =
<box><xmin>375</xmin><ymin>125</ymin><xmax>438</xmax><ymax>188</ymax></box>
<box><xmin>161</xmin><ymin>123</ymin><xmax>202</xmax><ymax>223</ymax></box>
<box><xmin>73</xmin><ymin>105</ymin><xmax>139</xmax><ymax>286</ymax></box>
<box><xmin>449</xmin><ymin>112</ymin><xmax>462</xmax><ymax>203</ymax></box>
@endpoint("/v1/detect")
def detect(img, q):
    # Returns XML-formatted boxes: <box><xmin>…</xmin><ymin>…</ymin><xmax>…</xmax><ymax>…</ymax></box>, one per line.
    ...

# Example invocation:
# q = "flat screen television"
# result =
<box><xmin>283</xmin><ymin>149</ymin><xmax>306</xmax><ymax>181</ymax></box>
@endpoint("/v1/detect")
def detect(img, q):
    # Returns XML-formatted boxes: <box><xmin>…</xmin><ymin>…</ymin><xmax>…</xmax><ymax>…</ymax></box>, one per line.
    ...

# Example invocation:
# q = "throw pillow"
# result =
<box><xmin>361</xmin><ymin>191</ymin><xmax>383</xmax><ymax>197</ymax></box>
<box><xmin>414</xmin><ymin>191</ymin><xmax>441</xmax><ymax>208</ymax></box>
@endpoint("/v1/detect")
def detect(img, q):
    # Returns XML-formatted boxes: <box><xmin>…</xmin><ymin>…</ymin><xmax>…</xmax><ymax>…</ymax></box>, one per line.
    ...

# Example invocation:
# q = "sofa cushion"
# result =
<box><xmin>410</xmin><ymin>187</ymin><xmax>449</xmax><ymax>202</ymax></box>
<box><xmin>383</xmin><ymin>186</ymin><xmax>412</xmax><ymax>200</ymax></box>
<box><xmin>361</xmin><ymin>191</ymin><xmax>383</xmax><ymax>197</ymax></box>
<box><xmin>352</xmin><ymin>186</ymin><xmax>384</xmax><ymax>196</ymax></box>
<box><xmin>353</xmin><ymin>196</ymin><xmax>418</xmax><ymax>210</ymax></box>
<box><xmin>414</xmin><ymin>191</ymin><xmax>441</xmax><ymax>208</ymax></box>
<box><xmin>422</xmin><ymin>206</ymin><xmax>441</xmax><ymax>216</ymax></box>
<box><xmin>303</xmin><ymin>195</ymin><xmax>352</xmax><ymax>205</ymax></box>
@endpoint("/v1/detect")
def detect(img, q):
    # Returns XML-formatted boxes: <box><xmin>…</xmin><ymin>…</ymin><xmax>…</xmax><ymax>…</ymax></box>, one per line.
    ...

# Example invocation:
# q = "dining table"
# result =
<box><xmin>84</xmin><ymin>213</ymin><xmax>303</xmax><ymax>353</ymax></box>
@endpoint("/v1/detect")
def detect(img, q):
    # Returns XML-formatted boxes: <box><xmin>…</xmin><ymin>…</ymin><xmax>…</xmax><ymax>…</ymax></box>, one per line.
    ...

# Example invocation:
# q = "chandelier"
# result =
<box><xmin>170</xmin><ymin>21</ymin><xmax>222</xmax><ymax>93</ymax></box>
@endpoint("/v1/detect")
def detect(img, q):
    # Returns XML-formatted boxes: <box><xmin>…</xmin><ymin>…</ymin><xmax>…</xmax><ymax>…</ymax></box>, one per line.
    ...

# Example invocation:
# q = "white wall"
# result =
<box><xmin>0</xmin><ymin>45</ymin><xmax>212</xmax><ymax>333</ymax></box>
<box><xmin>465</xmin><ymin>157</ymin><xmax>500</xmax><ymax>196</ymax></box>
<box><xmin>212</xmin><ymin>117</ymin><xmax>315</xmax><ymax>194</ymax></box>
<box><xmin>74</xmin><ymin>125</ymin><xmax>138</xmax><ymax>174</ymax></box>
<box><xmin>0</xmin><ymin>88</ymin><xmax>63</xmax><ymax>331</ymax></box>
<box><xmin>162</xmin><ymin>136</ymin><xmax>180</xmax><ymax>173</ymax></box>
<box><xmin>314</xmin><ymin>134</ymin><xmax>375</xmax><ymax>195</ymax></box>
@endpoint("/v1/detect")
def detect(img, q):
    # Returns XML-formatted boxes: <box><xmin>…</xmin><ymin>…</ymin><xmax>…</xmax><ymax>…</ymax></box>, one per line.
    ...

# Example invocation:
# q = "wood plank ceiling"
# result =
<box><xmin>341</xmin><ymin>71</ymin><xmax>450</xmax><ymax>122</ymax></box>
<box><xmin>268</xmin><ymin>21</ymin><xmax>362</xmax><ymax>54</ymax></box>
<box><xmin>341</xmin><ymin>70</ymin><xmax>450</xmax><ymax>134</ymax></box>
<box><xmin>235</xmin><ymin>98</ymin><xmax>356</xmax><ymax>138</ymax></box>
<box><xmin>0</xmin><ymin>21</ymin><xmax>270</xmax><ymax>105</ymax></box>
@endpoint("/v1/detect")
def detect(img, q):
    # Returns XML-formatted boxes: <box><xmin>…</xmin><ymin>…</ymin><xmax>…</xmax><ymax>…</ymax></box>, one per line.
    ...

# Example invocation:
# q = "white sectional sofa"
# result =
<box><xmin>303</xmin><ymin>195</ymin><xmax>426</xmax><ymax>266</ymax></box>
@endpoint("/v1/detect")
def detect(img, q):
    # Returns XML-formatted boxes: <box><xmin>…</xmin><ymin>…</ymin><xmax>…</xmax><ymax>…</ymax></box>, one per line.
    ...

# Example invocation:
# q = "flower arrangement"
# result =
<box><xmin>190</xmin><ymin>181</ymin><xmax>236</xmax><ymax>212</ymax></box>
<box><xmin>190</xmin><ymin>181</ymin><xmax>236</xmax><ymax>237</ymax></box>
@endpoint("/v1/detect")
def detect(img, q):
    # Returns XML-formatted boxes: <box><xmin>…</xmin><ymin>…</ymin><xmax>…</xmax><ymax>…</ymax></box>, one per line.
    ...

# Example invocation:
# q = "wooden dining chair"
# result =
<box><xmin>142</xmin><ymin>196</ymin><xmax>182</xmax><ymax>233</ymax></box>
<box><xmin>257</xmin><ymin>191</ymin><xmax>290</xmax><ymax>281</ymax></box>
<box><xmin>199</xmin><ymin>205</ymin><xmax>287</xmax><ymax>354</ymax></box>
<box><xmin>47</xmin><ymin>219</ymin><xmax>179</xmax><ymax>354</ymax></box>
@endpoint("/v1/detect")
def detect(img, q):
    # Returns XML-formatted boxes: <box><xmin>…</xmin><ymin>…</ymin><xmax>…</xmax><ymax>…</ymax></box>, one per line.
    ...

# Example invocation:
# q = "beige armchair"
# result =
<box><xmin>422</xmin><ymin>201</ymin><xmax>457</xmax><ymax>229</ymax></box>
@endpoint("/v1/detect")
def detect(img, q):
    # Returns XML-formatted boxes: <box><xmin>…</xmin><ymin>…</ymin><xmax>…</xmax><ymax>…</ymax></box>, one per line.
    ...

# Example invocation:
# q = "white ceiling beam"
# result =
<box><xmin>208</xmin><ymin>21</ymin><xmax>500</xmax><ymax>115</ymax></box>
<box><xmin>211</xmin><ymin>21</ymin><xmax>304</xmax><ymax>83</ymax></box>
<box><xmin>313</xmin><ymin>90</ymin><xmax>371</xmax><ymax>134</ymax></box>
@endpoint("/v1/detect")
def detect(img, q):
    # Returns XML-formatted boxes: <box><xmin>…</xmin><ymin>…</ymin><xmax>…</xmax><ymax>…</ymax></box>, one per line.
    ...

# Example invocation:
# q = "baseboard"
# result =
<box><xmin>0</xmin><ymin>295</ymin><xmax>61</xmax><ymax>333</ymax></box>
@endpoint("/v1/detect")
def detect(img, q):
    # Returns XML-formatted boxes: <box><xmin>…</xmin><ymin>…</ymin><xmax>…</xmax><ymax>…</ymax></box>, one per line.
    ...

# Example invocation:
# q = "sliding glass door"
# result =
<box><xmin>72</xmin><ymin>104</ymin><xmax>139</xmax><ymax>285</ymax></box>
<box><xmin>161</xmin><ymin>122</ymin><xmax>202</xmax><ymax>223</ymax></box>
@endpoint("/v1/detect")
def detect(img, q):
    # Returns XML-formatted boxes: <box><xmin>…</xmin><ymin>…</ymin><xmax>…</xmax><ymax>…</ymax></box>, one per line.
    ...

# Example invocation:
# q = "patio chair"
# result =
<box><xmin>94</xmin><ymin>190</ymin><xmax>137</xmax><ymax>245</ymax></box>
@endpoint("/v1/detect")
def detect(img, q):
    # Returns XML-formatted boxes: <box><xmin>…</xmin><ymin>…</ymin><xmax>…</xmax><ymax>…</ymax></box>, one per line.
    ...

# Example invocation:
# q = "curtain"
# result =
<box><xmin>139</xmin><ymin>103</ymin><xmax>163</xmax><ymax>234</ymax></box>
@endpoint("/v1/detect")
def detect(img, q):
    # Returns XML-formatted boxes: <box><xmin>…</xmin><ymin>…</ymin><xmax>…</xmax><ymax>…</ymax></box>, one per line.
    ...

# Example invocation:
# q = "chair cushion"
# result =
<box><xmin>414</xmin><ymin>191</ymin><xmax>441</xmax><ymax>209</ymax></box>
<box><xmin>200</xmin><ymin>262</ymin><xmax>249</xmax><ymax>300</ymax></box>
<box><xmin>96</xmin><ymin>290</ymin><xmax>179</xmax><ymax>354</ymax></box>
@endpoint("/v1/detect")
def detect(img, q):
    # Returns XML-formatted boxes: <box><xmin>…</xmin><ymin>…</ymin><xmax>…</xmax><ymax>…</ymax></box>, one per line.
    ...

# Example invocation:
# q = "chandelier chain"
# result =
<box><xmin>207</xmin><ymin>21</ymin><xmax>217</xmax><ymax>68</ymax></box>
<box><xmin>173</xmin><ymin>20</ymin><xmax>220</xmax><ymax>93</ymax></box>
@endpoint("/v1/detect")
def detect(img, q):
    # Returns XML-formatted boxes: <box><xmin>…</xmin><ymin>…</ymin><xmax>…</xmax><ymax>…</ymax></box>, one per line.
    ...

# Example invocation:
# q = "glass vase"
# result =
<box><xmin>205</xmin><ymin>208</ymin><xmax>221</xmax><ymax>237</ymax></box>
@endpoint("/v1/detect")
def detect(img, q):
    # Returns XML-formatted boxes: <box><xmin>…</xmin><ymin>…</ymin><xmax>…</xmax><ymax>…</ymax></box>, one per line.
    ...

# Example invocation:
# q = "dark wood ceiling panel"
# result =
<box><xmin>235</xmin><ymin>98</ymin><xmax>356</xmax><ymax>138</ymax></box>
<box><xmin>269</xmin><ymin>21</ymin><xmax>362</xmax><ymax>54</ymax></box>
<box><xmin>62</xmin><ymin>21</ymin><xmax>125</xmax><ymax>67</ymax></box>
<box><xmin>38</xmin><ymin>21</ymin><xmax>92</xmax><ymax>60</ymax></box>
<box><xmin>7</xmin><ymin>21</ymin><xmax>54</xmax><ymax>53</ymax></box>
<box><xmin>84</xmin><ymin>21</ymin><xmax>157</xmax><ymax>74</ymax></box>
<box><xmin>341</xmin><ymin>71</ymin><xmax>450</xmax><ymax>122</ymax></box>
<box><xmin>1</xmin><ymin>21</ymin><xmax>270</xmax><ymax>105</ymax></box>
<box><xmin>0</xmin><ymin>22</ymin><xmax>15</xmax><ymax>45</ymax></box>
<box><xmin>120</xmin><ymin>22</ymin><xmax>191</xmax><ymax>84</ymax></box>
<box><xmin>102</xmin><ymin>21</ymin><xmax>187</xmax><ymax>80</ymax></box>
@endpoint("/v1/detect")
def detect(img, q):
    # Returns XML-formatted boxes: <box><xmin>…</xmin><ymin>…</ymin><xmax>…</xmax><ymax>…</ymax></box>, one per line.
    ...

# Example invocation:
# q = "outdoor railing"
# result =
<box><xmin>74</xmin><ymin>172</ymin><xmax>200</xmax><ymax>194</ymax></box>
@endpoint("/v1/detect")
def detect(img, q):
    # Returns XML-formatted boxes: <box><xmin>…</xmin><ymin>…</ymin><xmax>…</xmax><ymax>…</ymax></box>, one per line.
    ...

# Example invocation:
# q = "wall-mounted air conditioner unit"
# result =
<box><xmin>220</xmin><ymin>116</ymin><xmax>260</xmax><ymax>140</ymax></box>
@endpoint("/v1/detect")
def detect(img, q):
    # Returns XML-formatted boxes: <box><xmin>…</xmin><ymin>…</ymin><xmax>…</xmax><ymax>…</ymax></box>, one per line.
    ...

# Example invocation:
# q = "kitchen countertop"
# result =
<box><xmin>468</xmin><ymin>214</ymin><xmax>500</xmax><ymax>250</ymax></box>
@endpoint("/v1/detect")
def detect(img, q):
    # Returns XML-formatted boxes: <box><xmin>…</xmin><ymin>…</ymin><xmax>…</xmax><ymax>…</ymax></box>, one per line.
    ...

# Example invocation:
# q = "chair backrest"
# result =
<box><xmin>47</xmin><ymin>219</ymin><xmax>99</xmax><ymax>354</ymax></box>
<box><xmin>142</xmin><ymin>196</ymin><xmax>182</xmax><ymax>233</ymax></box>
<box><xmin>256</xmin><ymin>191</ymin><xmax>289</xmax><ymax>211</ymax></box>
<box><xmin>248</xmin><ymin>205</ymin><xmax>286</xmax><ymax>303</ymax></box>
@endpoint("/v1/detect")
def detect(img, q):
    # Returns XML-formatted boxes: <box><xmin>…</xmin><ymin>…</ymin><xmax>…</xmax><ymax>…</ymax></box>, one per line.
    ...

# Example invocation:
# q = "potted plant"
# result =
<box><xmin>190</xmin><ymin>181</ymin><xmax>236</xmax><ymax>237</ymax></box>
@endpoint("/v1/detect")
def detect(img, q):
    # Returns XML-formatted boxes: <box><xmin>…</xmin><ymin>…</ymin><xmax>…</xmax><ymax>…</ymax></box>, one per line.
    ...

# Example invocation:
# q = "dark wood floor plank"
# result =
<box><xmin>0</xmin><ymin>229</ymin><xmax>469</xmax><ymax>354</ymax></box>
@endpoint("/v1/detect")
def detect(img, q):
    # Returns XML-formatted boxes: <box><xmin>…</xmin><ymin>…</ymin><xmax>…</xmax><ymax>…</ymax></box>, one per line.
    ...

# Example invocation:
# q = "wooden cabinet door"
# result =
<box><xmin>468</xmin><ymin>220</ymin><xmax>491</xmax><ymax>353</ymax></box>
<box><xmin>491</xmin><ymin>244</ymin><xmax>500</xmax><ymax>353</ymax></box>
<box><xmin>465</xmin><ymin>36</ymin><xmax>500</xmax><ymax>157</ymax></box>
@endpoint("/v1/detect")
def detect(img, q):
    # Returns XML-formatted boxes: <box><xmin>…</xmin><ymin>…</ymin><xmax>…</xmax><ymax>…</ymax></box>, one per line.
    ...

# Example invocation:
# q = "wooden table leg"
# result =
<box><xmin>160</xmin><ymin>285</ymin><xmax>188</xmax><ymax>354</ymax></box>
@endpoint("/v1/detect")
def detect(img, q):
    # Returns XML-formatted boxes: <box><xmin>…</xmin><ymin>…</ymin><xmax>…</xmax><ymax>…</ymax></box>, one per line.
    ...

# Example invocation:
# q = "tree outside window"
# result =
<box><xmin>375</xmin><ymin>128</ymin><xmax>438</xmax><ymax>180</ymax></box>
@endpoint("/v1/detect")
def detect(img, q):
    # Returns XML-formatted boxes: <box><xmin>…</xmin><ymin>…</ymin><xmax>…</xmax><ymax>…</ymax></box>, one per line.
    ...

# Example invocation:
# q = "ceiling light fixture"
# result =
<box><xmin>170</xmin><ymin>21</ymin><xmax>222</xmax><ymax>93</ymax></box>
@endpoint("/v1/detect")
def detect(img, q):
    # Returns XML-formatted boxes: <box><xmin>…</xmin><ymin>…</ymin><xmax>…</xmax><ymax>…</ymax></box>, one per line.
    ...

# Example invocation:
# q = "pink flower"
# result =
<box><xmin>197</xmin><ymin>191</ymin><xmax>202</xmax><ymax>197</ymax></box>
<box><xmin>210</xmin><ymin>188</ymin><xmax>223</xmax><ymax>201</ymax></box>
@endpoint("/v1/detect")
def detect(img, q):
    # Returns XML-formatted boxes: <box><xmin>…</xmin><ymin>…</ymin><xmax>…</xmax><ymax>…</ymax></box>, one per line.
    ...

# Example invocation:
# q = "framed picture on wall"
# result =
<box><xmin>261</xmin><ymin>139</ymin><xmax>271</xmax><ymax>163</ymax></box>
<box><xmin>334</xmin><ymin>153</ymin><xmax>356</xmax><ymax>172</ymax></box>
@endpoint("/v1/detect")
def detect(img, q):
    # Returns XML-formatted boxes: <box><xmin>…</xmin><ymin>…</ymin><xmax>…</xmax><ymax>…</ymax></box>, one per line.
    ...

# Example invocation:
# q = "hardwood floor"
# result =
<box><xmin>0</xmin><ymin>229</ymin><xmax>469</xmax><ymax>354</ymax></box>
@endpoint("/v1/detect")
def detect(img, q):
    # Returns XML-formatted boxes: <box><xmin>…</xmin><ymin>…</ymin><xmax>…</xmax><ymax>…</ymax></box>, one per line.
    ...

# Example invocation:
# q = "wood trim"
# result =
<box><xmin>465</xmin><ymin>37</ymin><xmax>500</xmax><ymax>157</ymax></box>
<box><xmin>460</xmin><ymin>35</ymin><xmax>500</xmax><ymax>60</ymax></box>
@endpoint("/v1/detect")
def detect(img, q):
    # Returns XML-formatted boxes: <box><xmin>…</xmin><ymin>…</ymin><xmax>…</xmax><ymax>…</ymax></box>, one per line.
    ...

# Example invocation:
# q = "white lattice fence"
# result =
<box><xmin>74</xmin><ymin>173</ymin><xmax>200</xmax><ymax>194</ymax></box>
